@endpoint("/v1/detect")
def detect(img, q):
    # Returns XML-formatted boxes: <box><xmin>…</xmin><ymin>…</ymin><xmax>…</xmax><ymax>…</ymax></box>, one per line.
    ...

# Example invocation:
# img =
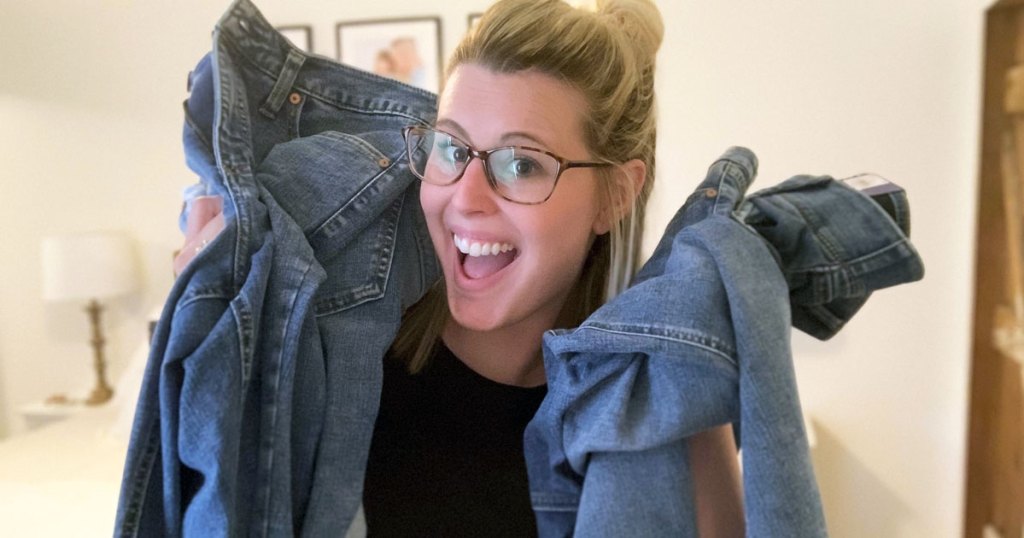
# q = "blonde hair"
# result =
<box><xmin>395</xmin><ymin>0</ymin><xmax>664</xmax><ymax>372</ymax></box>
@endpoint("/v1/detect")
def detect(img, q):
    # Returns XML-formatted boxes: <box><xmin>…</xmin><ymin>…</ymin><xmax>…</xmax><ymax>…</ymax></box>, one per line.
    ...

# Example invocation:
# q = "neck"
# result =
<box><xmin>442</xmin><ymin>316</ymin><xmax>550</xmax><ymax>388</ymax></box>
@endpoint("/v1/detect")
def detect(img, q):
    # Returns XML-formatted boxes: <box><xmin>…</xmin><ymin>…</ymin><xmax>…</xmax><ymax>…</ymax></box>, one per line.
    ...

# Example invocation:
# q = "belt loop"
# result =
<box><xmin>260</xmin><ymin>49</ymin><xmax>306</xmax><ymax>119</ymax></box>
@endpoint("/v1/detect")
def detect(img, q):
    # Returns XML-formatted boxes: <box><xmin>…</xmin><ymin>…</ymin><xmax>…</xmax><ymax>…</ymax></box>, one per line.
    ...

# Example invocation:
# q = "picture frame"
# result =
<box><xmin>336</xmin><ymin>17</ymin><xmax>442</xmax><ymax>93</ymax></box>
<box><xmin>276</xmin><ymin>25</ymin><xmax>313</xmax><ymax>54</ymax></box>
<box><xmin>468</xmin><ymin>13</ymin><xmax>483</xmax><ymax>31</ymax></box>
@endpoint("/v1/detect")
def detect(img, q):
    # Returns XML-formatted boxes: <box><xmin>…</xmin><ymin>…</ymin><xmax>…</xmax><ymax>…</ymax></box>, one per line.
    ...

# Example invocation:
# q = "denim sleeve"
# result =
<box><xmin>739</xmin><ymin>175</ymin><xmax>925</xmax><ymax>340</ymax></box>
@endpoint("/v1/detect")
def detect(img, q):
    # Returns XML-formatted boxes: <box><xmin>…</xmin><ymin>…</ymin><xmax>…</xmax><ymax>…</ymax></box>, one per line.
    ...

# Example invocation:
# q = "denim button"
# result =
<box><xmin>705</xmin><ymin>188</ymin><xmax>717</xmax><ymax>197</ymax></box>
<box><xmin>377</xmin><ymin>157</ymin><xmax>390</xmax><ymax>168</ymax></box>
<box><xmin>289</xmin><ymin>92</ymin><xmax>302</xmax><ymax>105</ymax></box>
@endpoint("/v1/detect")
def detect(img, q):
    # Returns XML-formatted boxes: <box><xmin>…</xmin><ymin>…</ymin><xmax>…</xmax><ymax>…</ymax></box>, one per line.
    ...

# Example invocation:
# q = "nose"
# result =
<box><xmin>450</xmin><ymin>156</ymin><xmax>500</xmax><ymax>213</ymax></box>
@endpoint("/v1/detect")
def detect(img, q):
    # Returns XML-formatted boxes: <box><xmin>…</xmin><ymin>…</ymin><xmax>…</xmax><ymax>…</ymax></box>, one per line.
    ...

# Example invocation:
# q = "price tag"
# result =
<box><xmin>841</xmin><ymin>173</ymin><xmax>903</xmax><ymax>197</ymax></box>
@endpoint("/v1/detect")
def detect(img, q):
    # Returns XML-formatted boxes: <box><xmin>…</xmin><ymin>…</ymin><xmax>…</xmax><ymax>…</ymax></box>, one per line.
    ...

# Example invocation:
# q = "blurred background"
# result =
<box><xmin>0</xmin><ymin>0</ymin><xmax>991</xmax><ymax>536</ymax></box>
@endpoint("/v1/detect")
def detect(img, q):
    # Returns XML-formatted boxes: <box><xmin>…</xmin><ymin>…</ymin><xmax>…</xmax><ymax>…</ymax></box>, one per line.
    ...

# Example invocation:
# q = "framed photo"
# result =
<box><xmin>468</xmin><ymin>13</ymin><xmax>483</xmax><ymax>31</ymax></box>
<box><xmin>276</xmin><ymin>25</ymin><xmax>313</xmax><ymax>53</ymax></box>
<box><xmin>336</xmin><ymin>17</ymin><xmax>442</xmax><ymax>93</ymax></box>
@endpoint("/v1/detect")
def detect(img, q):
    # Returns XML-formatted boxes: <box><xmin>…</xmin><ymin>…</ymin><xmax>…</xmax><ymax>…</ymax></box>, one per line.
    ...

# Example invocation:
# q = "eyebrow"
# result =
<box><xmin>435</xmin><ymin>118</ymin><xmax>553</xmax><ymax>150</ymax></box>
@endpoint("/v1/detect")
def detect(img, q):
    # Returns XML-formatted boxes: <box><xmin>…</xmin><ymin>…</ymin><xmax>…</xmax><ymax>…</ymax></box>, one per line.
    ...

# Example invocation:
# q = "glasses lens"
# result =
<box><xmin>488</xmin><ymin>147</ymin><xmax>559</xmax><ymax>204</ymax></box>
<box><xmin>406</xmin><ymin>127</ymin><xmax>469</xmax><ymax>185</ymax></box>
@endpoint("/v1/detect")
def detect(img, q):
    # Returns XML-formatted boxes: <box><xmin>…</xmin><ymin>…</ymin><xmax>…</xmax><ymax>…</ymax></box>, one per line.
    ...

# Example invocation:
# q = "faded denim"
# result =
<box><xmin>115</xmin><ymin>0</ymin><xmax>925</xmax><ymax>536</ymax></box>
<box><xmin>524</xmin><ymin>148</ymin><xmax>923</xmax><ymax>537</ymax></box>
<box><xmin>114</xmin><ymin>0</ymin><xmax>438</xmax><ymax>535</ymax></box>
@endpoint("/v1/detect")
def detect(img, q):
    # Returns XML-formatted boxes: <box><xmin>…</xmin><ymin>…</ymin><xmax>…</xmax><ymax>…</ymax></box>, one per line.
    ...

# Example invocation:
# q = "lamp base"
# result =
<box><xmin>85</xmin><ymin>383</ymin><xmax>114</xmax><ymax>406</ymax></box>
<box><xmin>85</xmin><ymin>299</ymin><xmax>115</xmax><ymax>407</ymax></box>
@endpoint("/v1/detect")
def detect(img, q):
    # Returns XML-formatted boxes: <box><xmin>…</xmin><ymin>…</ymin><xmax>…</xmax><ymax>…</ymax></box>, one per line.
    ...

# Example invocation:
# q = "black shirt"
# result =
<box><xmin>363</xmin><ymin>343</ymin><xmax>547</xmax><ymax>537</ymax></box>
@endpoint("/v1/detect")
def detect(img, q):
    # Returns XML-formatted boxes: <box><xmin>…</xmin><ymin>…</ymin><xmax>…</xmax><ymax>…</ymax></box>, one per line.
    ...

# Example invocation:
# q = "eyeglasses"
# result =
<box><xmin>401</xmin><ymin>125</ymin><xmax>611</xmax><ymax>205</ymax></box>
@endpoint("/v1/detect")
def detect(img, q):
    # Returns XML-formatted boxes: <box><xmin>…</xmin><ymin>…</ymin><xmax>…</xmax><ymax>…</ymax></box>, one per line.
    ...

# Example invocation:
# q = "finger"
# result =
<box><xmin>197</xmin><ymin>212</ymin><xmax>226</xmax><ymax>244</ymax></box>
<box><xmin>174</xmin><ymin>213</ymin><xmax>226</xmax><ymax>277</ymax></box>
<box><xmin>184</xmin><ymin>195</ymin><xmax>224</xmax><ymax>240</ymax></box>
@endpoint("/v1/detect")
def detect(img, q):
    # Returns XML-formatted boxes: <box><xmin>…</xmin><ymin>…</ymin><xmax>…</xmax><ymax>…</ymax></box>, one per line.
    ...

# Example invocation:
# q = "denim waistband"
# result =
<box><xmin>634</xmin><ymin>146</ymin><xmax>758</xmax><ymax>286</ymax></box>
<box><xmin>684</xmin><ymin>146</ymin><xmax>757</xmax><ymax>223</ymax></box>
<box><xmin>216</xmin><ymin>0</ymin><xmax>437</xmax><ymax>126</ymax></box>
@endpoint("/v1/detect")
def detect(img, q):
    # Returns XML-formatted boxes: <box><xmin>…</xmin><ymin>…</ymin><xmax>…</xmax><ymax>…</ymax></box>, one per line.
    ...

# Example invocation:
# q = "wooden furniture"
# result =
<box><xmin>966</xmin><ymin>2</ymin><xmax>1024</xmax><ymax>536</ymax></box>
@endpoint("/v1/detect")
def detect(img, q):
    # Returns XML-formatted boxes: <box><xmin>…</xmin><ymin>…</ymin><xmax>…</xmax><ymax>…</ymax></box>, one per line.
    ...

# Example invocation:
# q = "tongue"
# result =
<box><xmin>463</xmin><ymin>250</ymin><xmax>516</xmax><ymax>279</ymax></box>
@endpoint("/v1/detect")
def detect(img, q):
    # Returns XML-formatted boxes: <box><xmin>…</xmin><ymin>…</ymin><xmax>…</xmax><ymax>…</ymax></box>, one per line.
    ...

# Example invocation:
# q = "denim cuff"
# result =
<box><xmin>739</xmin><ymin>175</ymin><xmax>925</xmax><ymax>339</ymax></box>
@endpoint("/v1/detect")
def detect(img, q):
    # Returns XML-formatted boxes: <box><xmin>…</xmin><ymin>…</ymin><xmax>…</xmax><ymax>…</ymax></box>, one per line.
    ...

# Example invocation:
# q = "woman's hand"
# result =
<box><xmin>173</xmin><ymin>195</ymin><xmax>225</xmax><ymax>276</ymax></box>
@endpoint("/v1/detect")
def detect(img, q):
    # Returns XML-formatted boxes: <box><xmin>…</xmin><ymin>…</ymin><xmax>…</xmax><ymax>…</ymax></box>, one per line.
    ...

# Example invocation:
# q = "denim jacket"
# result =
<box><xmin>524</xmin><ymin>148</ymin><xmax>923</xmax><ymax>537</ymax></box>
<box><xmin>116</xmin><ymin>1</ymin><xmax>924</xmax><ymax>536</ymax></box>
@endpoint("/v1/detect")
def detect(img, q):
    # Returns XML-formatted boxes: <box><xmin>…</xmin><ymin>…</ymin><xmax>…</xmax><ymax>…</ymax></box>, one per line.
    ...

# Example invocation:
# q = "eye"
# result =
<box><xmin>492</xmin><ymin>149</ymin><xmax>550</xmax><ymax>184</ymax></box>
<box><xmin>512</xmin><ymin>158</ymin><xmax>538</xmax><ymax>176</ymax></box>
<box><xmin>436</xmin><ymin>138</ymin><xmax>469</xmax><ymax>164</ymax></box>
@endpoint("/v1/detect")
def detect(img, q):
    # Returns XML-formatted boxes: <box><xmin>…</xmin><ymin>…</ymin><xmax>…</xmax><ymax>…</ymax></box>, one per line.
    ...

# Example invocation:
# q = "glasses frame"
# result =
<box><xmin>402</xmin><ymin>125</ymin><xmax>612</xmax><ymax>205</ymax></box>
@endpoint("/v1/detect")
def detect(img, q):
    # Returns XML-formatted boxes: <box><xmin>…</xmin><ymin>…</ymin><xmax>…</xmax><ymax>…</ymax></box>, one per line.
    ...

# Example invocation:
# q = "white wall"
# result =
<box><xmin>0</xmin><ymin>0</ymin><xmax>986</xmax><ymax>536</ymax></box>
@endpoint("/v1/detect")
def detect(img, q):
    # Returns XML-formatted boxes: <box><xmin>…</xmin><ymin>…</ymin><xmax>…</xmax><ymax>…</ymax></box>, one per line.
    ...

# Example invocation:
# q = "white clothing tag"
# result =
<box><xmin>841</xmin><ymin>173</ymin><xmax>903</xmax><ymax>197</ymax></box>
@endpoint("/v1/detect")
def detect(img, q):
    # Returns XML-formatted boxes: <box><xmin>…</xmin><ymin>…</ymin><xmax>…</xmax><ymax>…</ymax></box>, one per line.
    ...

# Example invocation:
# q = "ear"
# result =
<box><xmin>593</xmin><ymin>158</ymin><xmax>647</xmax><ymax>235</ymax></box>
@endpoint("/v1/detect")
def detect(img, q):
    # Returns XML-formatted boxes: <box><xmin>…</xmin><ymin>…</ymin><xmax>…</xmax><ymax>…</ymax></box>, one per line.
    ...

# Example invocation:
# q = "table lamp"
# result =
<box><xmin>41</xmin><ymin>232</ymin><xmax>139</xmax><ymax>406</ymax></box>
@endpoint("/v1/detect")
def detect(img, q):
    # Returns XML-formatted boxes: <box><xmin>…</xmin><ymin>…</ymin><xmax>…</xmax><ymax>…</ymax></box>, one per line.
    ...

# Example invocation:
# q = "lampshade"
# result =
<box><xmin>41</xmin><ymin>232</ymin><xmax>139</xmax><ymax>302</ymax></box>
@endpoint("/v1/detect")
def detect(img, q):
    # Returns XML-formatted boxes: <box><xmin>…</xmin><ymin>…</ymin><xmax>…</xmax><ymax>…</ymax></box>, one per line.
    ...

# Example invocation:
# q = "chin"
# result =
<box><xmin>446</xmin><ymin>296</ymin><xmax>506</xmax><ymax>334</ymax></box>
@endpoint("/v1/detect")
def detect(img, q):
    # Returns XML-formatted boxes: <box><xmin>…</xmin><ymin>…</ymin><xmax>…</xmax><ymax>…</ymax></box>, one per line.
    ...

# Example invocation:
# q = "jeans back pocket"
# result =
<box><xmin>255</xmin><ymin>129</ymin><xmax>413</xmax><ymax>314</ymax></box>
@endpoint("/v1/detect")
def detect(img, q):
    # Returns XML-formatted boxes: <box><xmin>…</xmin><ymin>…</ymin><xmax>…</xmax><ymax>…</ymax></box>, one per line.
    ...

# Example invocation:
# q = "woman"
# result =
<box><xmin>175</xmin><ymin>0</ymin><xmax>743</xmax><ymax>535</ymax></box>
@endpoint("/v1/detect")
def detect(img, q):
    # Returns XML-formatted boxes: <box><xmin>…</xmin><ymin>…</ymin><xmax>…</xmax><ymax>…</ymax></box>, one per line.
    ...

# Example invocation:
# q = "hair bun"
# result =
<box><xmin>596</xmin><ymin>0</ymin><xmax>664</xmax><ymax>61</ymax></box>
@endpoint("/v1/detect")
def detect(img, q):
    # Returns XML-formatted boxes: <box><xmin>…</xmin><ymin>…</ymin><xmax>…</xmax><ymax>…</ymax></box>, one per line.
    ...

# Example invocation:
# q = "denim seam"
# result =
<box><xmin>298</xmin><ymin>87</ymin><xmax>432</xmax><ymax>124</ymax></box>
<box><xmin>407</xmin><ymin>186</ymin><xmax>439</xmax><ymax>293</ymax></box>
<box><xmin>311</xmin><ymin>163</ymin><xmax>396</xmax><ymax>239</ymax></box>
<box><xmin>175</xmin><ymin>290</ymin><xmax>234</xmax><ymax>312</ymax></box>
<box><xmin>221</xmin><ymin>36</ymin><xmax>434</xmax><ymax>122</ymax></box>
<box><xmin>257</xmin><ymin>259</ymin><xmax>314</xmax><ymax>538</ymax></box>
<box><xmin>571</xmin><ymin>325</ymin><xmax>737</xmax><ymax>369</ymax></box>
<box><xmin>710</xmin><ymin>160</ymin><xmax>733</xmax><ymax>216</ymax></box>
<box><xmin>231</xmin><ymin>296</ymin><xmax>255</xmax><ymax>383</ymax></box>
<box><xmin>317</xmin><ymin>130</ymin><xmax>390</xmax><ymax>164</ymax></box>
<box><xmin>800</xmin><ymin>303</ymin><xmax>845</xmax><ymax>331</ymax></box>
<box><xmin>221</xmin><ymin>171</ymin><xmax>251</xmax><ymax>298</ymax></box>
<box><xmin>314</xmin><ymin>197</ymin><xmax>401</xmax><ymax>316</ymax></box>
<box><xmin>118</xmin><ymin>420</ymin><xmax>161</xmax><ymax>536</ymax></box>
<box><xmin>183</xmin><ymin>100</ymin><xmax>214</xmax><ymax>151</ymax></box>
<box><xmin>211</xmin><ymin>51</ymin><xmax>254</xmax><ymax>295</ymax></box>
<box><xmin>786</xmin><ymin>238</ymin><xmax>916</xmax><ymax>276</ymax></box>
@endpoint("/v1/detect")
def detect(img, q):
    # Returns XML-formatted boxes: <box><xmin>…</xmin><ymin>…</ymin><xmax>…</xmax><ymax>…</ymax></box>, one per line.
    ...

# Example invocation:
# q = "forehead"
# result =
<box><xmin>437</xmin><ymin>64</ymin><xmax>588</xmax><ymax>153</ymax></box>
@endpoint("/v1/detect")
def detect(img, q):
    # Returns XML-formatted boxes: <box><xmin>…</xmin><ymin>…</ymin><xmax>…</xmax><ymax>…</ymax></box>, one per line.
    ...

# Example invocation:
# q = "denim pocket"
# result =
<box><xmin>255</xmin><ymin>129</ymin><xmax>413</xmax><ymax>315</ymax></box>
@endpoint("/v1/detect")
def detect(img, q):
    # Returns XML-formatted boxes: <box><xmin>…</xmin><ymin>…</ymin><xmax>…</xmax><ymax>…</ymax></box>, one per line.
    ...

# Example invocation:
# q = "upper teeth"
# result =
<box><xmin>454</xmin><ymin>234</ymin><xmax>515</xmax><ymax>257</ymax></box>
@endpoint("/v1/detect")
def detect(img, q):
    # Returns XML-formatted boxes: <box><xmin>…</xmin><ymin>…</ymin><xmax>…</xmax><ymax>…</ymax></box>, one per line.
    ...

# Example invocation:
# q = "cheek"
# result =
<box><xmin>419</xmin><ymin>184</ymin><xmax>448</xmax><ymax>244</ymax></box>
<box><xmin>521</xmin><ymin>200</ymin><xmax>599</xmax><ymax>267</ymax></box>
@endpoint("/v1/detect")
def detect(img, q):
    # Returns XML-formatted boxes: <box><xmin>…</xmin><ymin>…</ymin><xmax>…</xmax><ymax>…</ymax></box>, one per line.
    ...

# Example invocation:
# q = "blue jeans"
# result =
<box><xmin>524</xmin><ymin>148</ymin><xmax>923</xmax><ymax>537</ymax></box>
<box><xmin>117</xmin><ymin>1</ymin><xmax>924</xmax><ymax>536</ymax></box>
<box><xmin>115</xmin><ymin>0</ymin><xmax>438</xmax><ymax>535</ymax></box>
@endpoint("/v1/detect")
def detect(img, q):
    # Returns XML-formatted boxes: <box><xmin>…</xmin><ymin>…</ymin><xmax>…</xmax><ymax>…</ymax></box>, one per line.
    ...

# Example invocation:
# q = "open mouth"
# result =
<box><xmin>454</xmin><ymin>233</ymin><xmax>518</xmax><ymax>280</ymax></box>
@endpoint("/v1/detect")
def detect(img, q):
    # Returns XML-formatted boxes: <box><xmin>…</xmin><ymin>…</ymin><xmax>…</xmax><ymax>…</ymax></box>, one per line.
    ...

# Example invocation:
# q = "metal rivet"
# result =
<box><xmin>288</xmin><ymin>92</ymin><xmax>302</xmax><ymax>105</ymax></box>
<box><xmin>705</xmin><ymin>188</ymin><xmax>717</xmax><ymax>198</ymax></box>
<box><xmin>378</xmin><ymin>157</ymin><xmax>390</xmax><ymax>168</ymax></box>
